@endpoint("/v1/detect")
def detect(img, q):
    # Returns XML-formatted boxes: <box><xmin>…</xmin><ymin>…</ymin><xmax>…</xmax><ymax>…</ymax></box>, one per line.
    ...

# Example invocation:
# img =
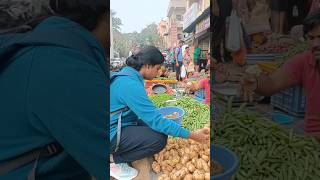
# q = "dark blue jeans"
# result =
<box><xmin>175</xmin><ymin>61</ymin><xmax>183</xmax><ymax>81</ymax></box>
<box><xmin>110</xmin><ymin>120</ymin><xmax>167</xmax><ymax>163</ymax></box>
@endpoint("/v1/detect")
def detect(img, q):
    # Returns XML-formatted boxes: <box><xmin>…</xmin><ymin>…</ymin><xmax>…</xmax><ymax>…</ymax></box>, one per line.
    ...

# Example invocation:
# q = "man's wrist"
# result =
<box><xmin>189</xmin><ymin>132</ymin><xmax>195</xmax><ymax>140</ymax></box>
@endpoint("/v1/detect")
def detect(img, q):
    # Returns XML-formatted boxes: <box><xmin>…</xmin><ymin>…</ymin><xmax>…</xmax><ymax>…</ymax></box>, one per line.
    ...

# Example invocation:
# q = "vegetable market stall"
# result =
<box><xmin>212</xmin><ymin>99</ymin><xmax>320</xmax><ymax>179</ymax></box>
<box><xmin>149</xmin><ymin>94</ymin><xmax>210</xmax><ymax>180</ymax></box>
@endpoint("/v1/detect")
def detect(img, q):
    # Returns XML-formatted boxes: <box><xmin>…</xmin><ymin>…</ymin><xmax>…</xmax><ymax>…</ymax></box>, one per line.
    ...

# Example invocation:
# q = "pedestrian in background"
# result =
<box><xmin>193</xmin><ymin>42</ymin><xmax>201</xmax><ymax>72</ymax></box>
<box><xmin>175</xmin><ymin>41</ymin><xmax>184</xmax><ymax>81</ymax></box>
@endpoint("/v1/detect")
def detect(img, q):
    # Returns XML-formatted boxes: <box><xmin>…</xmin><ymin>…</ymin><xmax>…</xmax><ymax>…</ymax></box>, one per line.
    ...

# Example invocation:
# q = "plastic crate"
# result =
<box><xmin>194</xmin><ymin>89</ymin><xmax>205</xmax><ymax>99</ymax></box>
<box><xmin>246</xmin><ymin>54</ymin><xmax>280</xmax><ymax>65</ymax></box>
<box><xmin>271</xmin><ymin>86</ymin><xmax>306</xmax><ymax>117</ymax></box>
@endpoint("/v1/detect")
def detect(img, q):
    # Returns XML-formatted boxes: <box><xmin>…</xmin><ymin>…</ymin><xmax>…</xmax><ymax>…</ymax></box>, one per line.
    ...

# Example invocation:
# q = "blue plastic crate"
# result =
<box><xmin>194</xmin><ymin>89</ymin><xmax>205</xmax><ymax>99</ymax></box>
<box><xmin>246</xmin><ymin>53</ymin><xmax>281</xmax><ymax>65</ymax></box>
<box><xmin>271</xmin><ymin>86</ymin><xmax>306</xmax><ymax>117</ymax></box>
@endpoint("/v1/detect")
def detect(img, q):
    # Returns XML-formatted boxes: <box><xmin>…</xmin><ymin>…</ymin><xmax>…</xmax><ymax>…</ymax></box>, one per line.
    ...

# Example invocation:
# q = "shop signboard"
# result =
<box><xmin>195</xmin><ymin>16</ymin><xmax>210</xmax><ymax>35</ymax></box>
<box><xmin>183</xmin><ymin>3</ymin><xmax>198</xmax><ymax>30</ymax></box>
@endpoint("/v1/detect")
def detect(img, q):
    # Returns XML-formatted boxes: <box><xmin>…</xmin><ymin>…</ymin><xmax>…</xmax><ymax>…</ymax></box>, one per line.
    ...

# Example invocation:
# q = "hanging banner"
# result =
<box><xmin>195</xmin><ymin>16</ymin><xmax>210</xmax><ymax>35</ymax></box>
<box><xmin>183</xmin><ymin>3</ymin><xmax>199</xmax><ymax>30</ymax></box>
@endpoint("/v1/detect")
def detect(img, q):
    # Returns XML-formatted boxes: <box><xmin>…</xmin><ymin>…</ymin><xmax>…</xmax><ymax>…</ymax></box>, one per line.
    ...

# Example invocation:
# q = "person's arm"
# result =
<box><xmin>28</xmin><ymin>49</ymin><xmax>107</xmax><ymax>179</ymax></box>
<box><xmin>119</xmin><ymin>83</ymin><xmax>210</xmax><ymax>143</ymax></box>
<box><xmin>119</xmin><ymin>81</ymin><xmax>190</xmax><ymax>138</ymax></box>
<box><xmin>164</xmin><ymin>70</ymin><xmax>170</xmax><ymax>77</ymax></box>
<box><xmin>254</xmin><ymin>53</ymin><xmax>305</xmax><ymax>96</ymax></box>
<box><xmin>254</xmin><ymin>70</ymin><xmax>296</xmax><ymax>96</ymax></box>
<box><xmin>190</xmin><ymin>83</ymin><xmax>202</xmax><ymax>92</ymax></box>
<box><xmin>187</xmin><ymin>79</ymin><xmax>205</xmax><ymax>92</ymax></box>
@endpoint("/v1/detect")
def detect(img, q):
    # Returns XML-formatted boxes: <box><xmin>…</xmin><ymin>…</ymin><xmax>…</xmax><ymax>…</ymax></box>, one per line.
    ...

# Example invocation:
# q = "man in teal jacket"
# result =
<box><xmin>110</xmin><ymin>46</ymin><xmax>210</xmax><ymax>179</ymax></box>
<box><xmin>0</xmin><ymin>1</ymin><xmax>108</xmax><ymax>180</ymax></box>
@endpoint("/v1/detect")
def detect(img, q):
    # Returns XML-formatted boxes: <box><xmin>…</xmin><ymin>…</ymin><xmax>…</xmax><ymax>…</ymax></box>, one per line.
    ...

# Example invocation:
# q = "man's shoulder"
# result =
<box><xmin>289</xmin><ymin>51</ymin><xmax>313</xmax><ymax>67</ymax></box>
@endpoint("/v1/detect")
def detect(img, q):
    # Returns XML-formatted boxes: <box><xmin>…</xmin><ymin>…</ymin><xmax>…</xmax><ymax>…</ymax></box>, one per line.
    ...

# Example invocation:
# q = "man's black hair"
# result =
<box><xmin>303</xmin><ymin>10</ymin><xmax>320</xmax><ymax>72</ymax></box>
<box><xmin>303</xmin><ymin>10</ymin><xmax>320</xmax><ymax>35</ymax></box>
<box><xmin>49</xmin><ymin>0</ymin><xmax>108</xmax><ymax>31</ymax></box>
<box><xmin>126</xmin><ymin>46</ymin><xmax>164</xmax><ymax>71</ymax></box>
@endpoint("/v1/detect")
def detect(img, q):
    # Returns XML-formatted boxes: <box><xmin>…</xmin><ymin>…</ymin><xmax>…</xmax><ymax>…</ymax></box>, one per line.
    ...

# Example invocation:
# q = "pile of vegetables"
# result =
<box><xmin>154</xmin><ymin>77</ymin><xmax>176</xmax><ymax>80</ymax></box>
<box><xmin>153</xmin><ymin>138</ymin><xmax>210</xmax><ymax>180</ymax></box>
<box><xmin>275</xmin><ymin>41</ymin><xmax>308</xmax><ymax>67</ymax></box>
<box><xmin>150</xmin><ymin>95</ymin><xmax>210</xmax><ymax>131</ymax></box>
<box><xmin>252</xmin><ymin>42</ymin><xmax>295</xmax><ymax>54</ymax></box>
<box><xmin>252</xmin><ymin>35</ymin><xmax>296</xmax><ymax>54</ymax></box>
<box><xmin>213</xmin><ymin>102</ymin><xmax>320</xmax><ymax>179</ymax></box>
<box><xmin>149</xmin><ymin>94</ymin><xmax>174</xmax><ymax>108</ymax></box>
<box><xmin>176</xmin><ymin>96</ymin><xmax>210</xmax><ymax>131</ymax></box>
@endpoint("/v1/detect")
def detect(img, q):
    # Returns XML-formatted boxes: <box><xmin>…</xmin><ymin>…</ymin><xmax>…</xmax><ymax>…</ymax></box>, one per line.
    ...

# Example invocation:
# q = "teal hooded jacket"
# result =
<box><xmin>110</xmin><ymin>67</ymin><xmax>190</xmax><ymax>141</ymax></box>
<box><xmin>0</xmin><ymin>16</ymin><xmax>107</xmax><ymax>180</ymax></box>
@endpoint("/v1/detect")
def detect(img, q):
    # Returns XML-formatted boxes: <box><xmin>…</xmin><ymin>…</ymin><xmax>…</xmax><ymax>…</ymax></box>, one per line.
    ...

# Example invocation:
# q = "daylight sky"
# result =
<box><xmin>111</xmin><ymin>0</ymin><xmax>170</xmax><ymax>33</ymax></box>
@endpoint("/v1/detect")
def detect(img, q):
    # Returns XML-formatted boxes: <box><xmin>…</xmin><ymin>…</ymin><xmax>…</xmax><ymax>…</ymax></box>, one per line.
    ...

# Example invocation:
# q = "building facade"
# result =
<box><xmin>157</xmin><ymin>19</ymin><xmax>169</xmax><ymax>50</ymax></box>
<box><xmin>183</xmin><ymin>0</ymin><xmax>210</xmax><ymax>67</ymax></box>
<box><xmin>167</xmin><ymin>0</ymin><xmax>187</xmax><ymax>49</ymax></box>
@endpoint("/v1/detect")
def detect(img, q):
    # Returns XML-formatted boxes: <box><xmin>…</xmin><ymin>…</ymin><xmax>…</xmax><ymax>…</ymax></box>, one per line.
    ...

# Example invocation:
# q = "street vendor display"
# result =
<box><xmin>240</xmin><ymin>11</ymin><xmax>320</xmax><ymax>139</ymax></box>
<box><xmin>153</xmin><ymin>138</ymin><xmax>210</xmax><ymax>180</ymax></box>
<box><xmin>186</xmin><ymin>75</ymin><xmax>210</xmax><ymax>105</ymax></box>
<box><xmin>150</xmin><ymin>95</ymin><xmax>210</xmax><ymax>132</ymax></box>
<box><xmin>150</xmin><ymin>94</ymin><xmax>210</xmax><ymax>180</ymax></box>
<box><xmin>251</xmin><ymin>35</ymin><xmax>296</xmax><ymax>54</ymax></box>
<box><xmin>110</xmin><ymin>46</ymin><xmax>209</xmax><ymax>180</ymax></box>
<box><xmin>213</xmin><ymin>100</ymin><xmax>320</xmax><ymax>179</ymax></box>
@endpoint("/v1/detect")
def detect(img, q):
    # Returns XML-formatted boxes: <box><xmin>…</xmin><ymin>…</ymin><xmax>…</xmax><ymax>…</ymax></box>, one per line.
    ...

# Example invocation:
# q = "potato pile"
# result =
<box><xmin>152</xmin><ymin>138</ymin><xmax>210</xmax><ymax>180</ymax></box>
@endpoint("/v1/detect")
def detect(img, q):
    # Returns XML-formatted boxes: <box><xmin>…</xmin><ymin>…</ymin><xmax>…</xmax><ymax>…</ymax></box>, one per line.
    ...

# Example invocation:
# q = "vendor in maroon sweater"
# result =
<box><xmin>241</xmin><ymin>11</ymin><xmax>320</xmax><ymax>139</ymax></box>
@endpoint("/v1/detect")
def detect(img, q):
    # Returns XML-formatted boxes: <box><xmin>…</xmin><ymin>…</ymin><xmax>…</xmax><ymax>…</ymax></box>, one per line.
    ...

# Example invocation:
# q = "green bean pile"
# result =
<box><xmin>213</xmin><ymin>102</ymin><xmax>320</xmax><ymax>179</ymax></box>
<box><xmin>149</xmin><ymin>94</ymin><xmax>174</xmax><ymax>108</ymax></box>
<box><xmin>176</xmin><ymin>96</ymin><xmax>210</xmax><ymax>131</ymax></box>
<box><xmin>150</xmin><ymin>94</ymin><xmax>210</xmax><ymax>131</ymax></box>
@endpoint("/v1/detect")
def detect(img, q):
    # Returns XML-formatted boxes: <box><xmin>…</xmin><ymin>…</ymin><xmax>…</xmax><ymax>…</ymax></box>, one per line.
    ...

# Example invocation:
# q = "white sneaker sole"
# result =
<box><xmin>110</xmin><ymin>171</ymin><xmax>138</xmax><ymax>180</ymax></box>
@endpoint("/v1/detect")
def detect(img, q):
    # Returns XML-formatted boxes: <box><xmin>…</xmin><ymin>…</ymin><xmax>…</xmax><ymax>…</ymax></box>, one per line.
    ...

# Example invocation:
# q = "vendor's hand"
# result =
<box><xmin>189</xmin><ymin>128</ymin><xmax>210</xmax><ymax>144</ymax></box>
<box><xmin>176</xmin><ymin>62</ymin><xmax>179</xmax><ymax>67</ymax></box>
<box><xmin>240</xmin><ymin>73</ymin><xmax>258</xmax><ymax>103</ymax></box>
<box><xmin>185</xmin><ymin>83</ymin><xmax>192</xmax><ymax>93</ymax></box>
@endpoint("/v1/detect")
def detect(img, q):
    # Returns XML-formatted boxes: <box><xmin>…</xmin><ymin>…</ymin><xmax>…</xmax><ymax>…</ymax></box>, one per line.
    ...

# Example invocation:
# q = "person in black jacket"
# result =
<box><xmin>0</xmin><ymin>1</ymin><xmax>108</xmax><ymax>179</ymax></box>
